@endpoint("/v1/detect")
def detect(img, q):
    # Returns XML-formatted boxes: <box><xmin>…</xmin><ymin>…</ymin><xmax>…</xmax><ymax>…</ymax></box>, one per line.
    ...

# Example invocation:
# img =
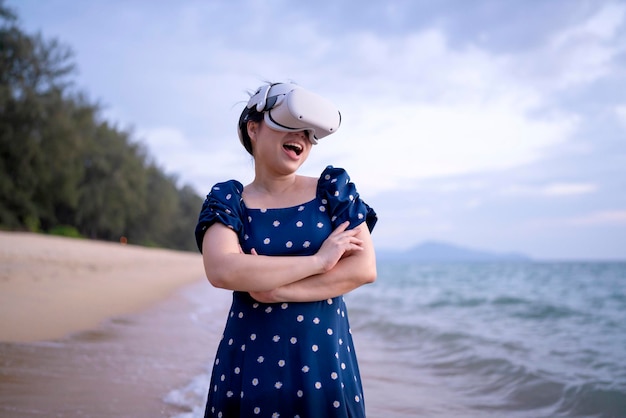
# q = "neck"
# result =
<box><xmin>251</xmin><ymin>173</ymin><xmax>298</xmax><ymax>196</ymax></box>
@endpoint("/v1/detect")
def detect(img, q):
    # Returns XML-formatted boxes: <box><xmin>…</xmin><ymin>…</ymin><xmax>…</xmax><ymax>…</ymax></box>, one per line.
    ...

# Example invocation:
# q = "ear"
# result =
<box><xmin>247</xmin><ymin>120</ymin><xmax>258</xmax><ymax>142</ymax></box>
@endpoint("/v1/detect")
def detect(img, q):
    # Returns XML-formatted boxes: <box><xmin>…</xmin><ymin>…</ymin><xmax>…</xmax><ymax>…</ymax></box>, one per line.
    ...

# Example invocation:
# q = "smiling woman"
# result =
<box><xmin>236</xmin><ymin>83</ymin><xmax>342</xmax><ymax>155</ymax></box>
<box><xmin>195</xmin><ymin>82</ymin><xmax>377</xmax><ymax>417</ymax></box>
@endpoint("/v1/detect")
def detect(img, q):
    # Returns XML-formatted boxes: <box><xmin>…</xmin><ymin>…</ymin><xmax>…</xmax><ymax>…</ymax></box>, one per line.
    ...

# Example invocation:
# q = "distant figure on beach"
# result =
<box><xmin>195</xmin><ymin>82</ymin><xmax>377</xmax><ymax>417</ymax></box>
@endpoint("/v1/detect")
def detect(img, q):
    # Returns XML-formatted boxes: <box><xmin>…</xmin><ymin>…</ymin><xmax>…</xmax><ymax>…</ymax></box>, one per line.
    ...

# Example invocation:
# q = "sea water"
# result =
<box><xmin>165</xmin><ymin>261</ymin><xmax>626</xmax><ymax>418</ymax></box>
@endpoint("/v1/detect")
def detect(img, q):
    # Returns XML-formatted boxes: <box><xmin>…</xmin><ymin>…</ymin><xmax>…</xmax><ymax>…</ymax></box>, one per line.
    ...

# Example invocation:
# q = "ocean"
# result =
<box><xmin>165</xmin><ymin>261</ymin><xmax>626</xmax><ymax>418</ymax></box>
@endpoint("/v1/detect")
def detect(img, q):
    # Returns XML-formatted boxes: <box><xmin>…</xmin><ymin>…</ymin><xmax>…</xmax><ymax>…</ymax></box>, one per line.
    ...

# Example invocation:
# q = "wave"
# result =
<box><xmin>556</xmin><ymin>383</ymin><xmax>626</xmax><ymax>417</ymax></box>
<box><xmin>163</xmin><ymin>372</ymin><xmax>211</xmax><ymax>418</ymax></box>
<box><xmin>166</xmin><ymin>262</ymin><xmax>626</xmax><ymax>417</ymax></box>
<box><xmin>349</xmin><ymin>303</ymin><xmax>626</xmax><ymax>417</ymax></box>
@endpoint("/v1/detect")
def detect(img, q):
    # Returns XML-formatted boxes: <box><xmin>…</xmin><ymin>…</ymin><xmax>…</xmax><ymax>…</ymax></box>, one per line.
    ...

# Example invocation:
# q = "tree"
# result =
<box><xmin>0</xmin><ymin>2</ymin><xmax>76</xmax><ymax>229</ymax></box>
<box><xmin>75</xmin><ymin>122</ymin><xmax>148</xmax><ymax>240</ymax></box>
<box><xmin>0</xmin><ymin>2</ymin><xmax>203</xmax><ymax>251</ymax></box>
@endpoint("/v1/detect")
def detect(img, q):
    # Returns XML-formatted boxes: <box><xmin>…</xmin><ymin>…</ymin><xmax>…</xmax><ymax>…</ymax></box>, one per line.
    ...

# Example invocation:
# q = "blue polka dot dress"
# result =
<box><xmin>195</xmin><ymin>166</ymin><xmax>377</xmax><ymax>418</ymax></box>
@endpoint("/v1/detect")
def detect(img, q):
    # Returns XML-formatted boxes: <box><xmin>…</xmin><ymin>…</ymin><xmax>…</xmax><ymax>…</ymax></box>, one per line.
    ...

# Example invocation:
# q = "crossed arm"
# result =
<box><xmin>201</xmin><ymin>221</ymin><xmax>376</xmax><ymax>303</ymax></box>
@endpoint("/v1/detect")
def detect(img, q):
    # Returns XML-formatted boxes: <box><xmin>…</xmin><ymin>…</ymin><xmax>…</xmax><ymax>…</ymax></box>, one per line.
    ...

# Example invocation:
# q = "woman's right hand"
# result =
<box><xmin>315</xmin><ymin>221</ymin><xmax>364</xmax><ymax>273</ymax></box>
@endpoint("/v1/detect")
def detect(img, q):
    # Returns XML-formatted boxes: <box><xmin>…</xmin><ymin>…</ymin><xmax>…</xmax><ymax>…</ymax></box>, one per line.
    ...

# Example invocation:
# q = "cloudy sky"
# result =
<box><xmin>12</xmin><ymin>0</ymin><xmax>626</xmax><ymax>260</ymax></box>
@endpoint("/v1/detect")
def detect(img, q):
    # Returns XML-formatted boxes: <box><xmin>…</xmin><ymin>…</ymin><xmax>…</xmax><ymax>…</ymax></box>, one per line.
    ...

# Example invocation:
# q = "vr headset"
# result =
<box><xmin>238</xmin><ymin>83</ymin><xmax>341</xmax><ymax>145</ymax></box>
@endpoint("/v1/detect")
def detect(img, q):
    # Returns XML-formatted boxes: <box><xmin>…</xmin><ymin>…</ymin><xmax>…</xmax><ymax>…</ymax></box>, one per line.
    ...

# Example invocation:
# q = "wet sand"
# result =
<box><xmin>0</xmin><ymin>232</ymin><xmax>232</xmax><ymax>417</ymax></box>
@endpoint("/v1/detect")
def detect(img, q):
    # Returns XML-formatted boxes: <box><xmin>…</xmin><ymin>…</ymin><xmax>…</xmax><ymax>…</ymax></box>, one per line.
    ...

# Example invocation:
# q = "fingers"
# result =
<box><xmin>346</xmin><ymin>236</ymin><xmax>364</xmax><ymax>251</ymax></box>
<box><xmin>336</xmin><ymin>220</ymin><xmax>350</xmax><ymax>232</ymax></box>
<box><xmin>332</xmin><ymin>231</ymin><xmax>364</xmax><ymax>254</ymax></box>
<box><xmin>335</xmin><ymin>222</ymin><xmax>363</xmax><ymax>247</ymax></box>
<box><xmin>331</xmin><ymin>221</ymin><xmax>359</xmax><ymax>238</ymax></box>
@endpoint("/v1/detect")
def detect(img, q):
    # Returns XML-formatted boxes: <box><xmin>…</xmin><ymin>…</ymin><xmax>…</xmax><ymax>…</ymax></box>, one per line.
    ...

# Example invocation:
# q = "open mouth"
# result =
<box><xmin>283</xmin><ymin>142</ymin><xmax>303</xmax><ymax>156</ymax></box>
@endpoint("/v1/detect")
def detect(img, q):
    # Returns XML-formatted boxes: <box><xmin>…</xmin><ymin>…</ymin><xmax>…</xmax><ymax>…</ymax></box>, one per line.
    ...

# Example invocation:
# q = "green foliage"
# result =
<box><xmin>48</xmin><ymin>225</ymin><xmax>82</xmax><ymax>238</ymax></box>
<box><xmin>23</xmin><ymin>215</ymin><xmax>40</xmax><ymax>232</ymax></box>
<box><xmin>0</xmin><ymin>3</ymin><xmax>202</xmax><ymax>252</ymax></box>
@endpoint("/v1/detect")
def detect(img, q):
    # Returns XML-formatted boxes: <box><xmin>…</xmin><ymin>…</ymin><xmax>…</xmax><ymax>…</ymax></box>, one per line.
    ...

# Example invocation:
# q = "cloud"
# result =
<box><xmin>331</xmin><ymin>101</ymin><xmax>576</xmax><ymax>194</ymax></box>
<box><xmin>538</xmin><ymin>1</ymin><xmax>626</xmax><ymax>88</ymax></box>
<box><xmin>135</xmin><ymin>16</ymin><xmax>600</xmax><ymax>197</ymax></box>
<box><xmin>98</xmin><ymin>1</ymin><xmax>622</xmax><ymax>202</ymax></box>
<box><xmin>294</xmin><ymin>24</ymin><xmax>581</xmax><ymax>193</ymax></box>
<box><xmin>616</xmin><ymin>105</ymin><xmax>626</xmax><ymax>128</ymax></box>
<box><xmin>527</xmin><ymin>210</ymin><xmax>626</xmax><ymax>228</ymax></box>
<box><xmin>138</xmin><ymin>126</ymin><xmax>255</xmax><ymax>191</ymax></box>
<box><xmin>569</xmin><ymin>210</ymin><xmax>626</xmax><ymax>226</ymax></box>
<box><xmin>13</xmin><ymin>0</ymin><xmax>626</xmax><ymax>258</ymax></box>
<box><xmin>542</xmin><ymin>183</ymin><xmax>598</xmax><ymax>196</ymax></box>
<box><xmin>501</xmin><ymin>182</ymin><xmax>598</xmax><ymax>197</ymax></box>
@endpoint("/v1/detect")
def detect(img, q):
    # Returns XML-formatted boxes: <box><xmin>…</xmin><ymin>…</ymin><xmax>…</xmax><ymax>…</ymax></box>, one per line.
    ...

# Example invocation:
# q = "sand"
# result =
<box><xmin>0</xmin><ymin>231</ymin><xmax>207</xmax><ymax>343</ymax></box>
<box><xmin>0</xmin><ymin>231</ymin><xmax>233</xmax><ymax>417</ymax></box>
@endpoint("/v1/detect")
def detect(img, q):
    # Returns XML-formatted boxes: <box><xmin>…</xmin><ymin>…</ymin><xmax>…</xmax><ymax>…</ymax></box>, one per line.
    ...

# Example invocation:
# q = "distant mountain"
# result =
<box><xmin>376</xmin><ymin>241</ymin><xmax>531</xmax><ymax>262</ymax></box>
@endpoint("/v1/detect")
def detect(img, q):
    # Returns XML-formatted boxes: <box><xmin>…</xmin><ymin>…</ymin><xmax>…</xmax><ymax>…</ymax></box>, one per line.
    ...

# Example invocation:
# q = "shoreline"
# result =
<box><xmin>0</xmin><ymin>280</ymin><xmax>232</xmax><ymax>417</ymax></box>
<box><xmin>0</xmin><ymin>231</ymin><xmax>233</xmax><ymax>416</ymax></box>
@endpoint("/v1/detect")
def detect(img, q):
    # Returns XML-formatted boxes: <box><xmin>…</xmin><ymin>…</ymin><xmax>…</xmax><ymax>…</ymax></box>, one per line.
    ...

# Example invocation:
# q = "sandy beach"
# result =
<box><xmin>0</xmin><ymin>231</ymin><xmax>233</xmax><ymax>417</ymax></box>
<box><xmin>2</xmin><ymin>243</ymin><xmax>623</xmax><ymax>418</ymax></box>
<box><xmin>0</xmin><ymin>231</ymin><xmax>210</xmax><ymax>343</ymax></box>
<box><xmin>0</xmin><ymin>231</ymin><xmax>407</xmax><ymax>417</ymax></box>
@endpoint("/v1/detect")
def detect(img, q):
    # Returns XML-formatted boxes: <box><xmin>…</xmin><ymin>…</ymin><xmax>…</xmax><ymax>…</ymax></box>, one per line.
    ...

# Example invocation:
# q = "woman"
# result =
<box><xmin>195</xmin><ymin>82</ymin><xmax>377</xmax><ymax>417</ymax></box>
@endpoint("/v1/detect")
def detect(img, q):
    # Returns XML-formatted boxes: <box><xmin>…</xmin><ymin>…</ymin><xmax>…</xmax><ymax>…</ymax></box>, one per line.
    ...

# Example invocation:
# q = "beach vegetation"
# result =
<box><xmin>48</xmin><ymin>225</ymin><xmax>82</xmax><ymax>238</ymax></box>
<box><xmin>0</xmin><ymin>2</ymin><xmax>202</xmax><ymax>251</ymax></box>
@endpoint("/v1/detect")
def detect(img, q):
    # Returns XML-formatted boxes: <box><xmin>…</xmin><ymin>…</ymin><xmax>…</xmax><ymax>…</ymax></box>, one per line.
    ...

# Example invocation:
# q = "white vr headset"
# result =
<box><xmin>238</xmin><ymin>83</ymin><xmax>341</xmax><ymax>145</ymax></box>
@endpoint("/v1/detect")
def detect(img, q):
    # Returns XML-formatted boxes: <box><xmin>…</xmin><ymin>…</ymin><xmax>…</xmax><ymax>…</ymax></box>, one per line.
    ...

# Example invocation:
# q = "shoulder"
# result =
<box><xmin>316</xmin><ymin>165</ymin><xmax>378</xmax><ymax>232</ymax></box>
<box><xmin>320</xmin><ymin>165</ymin><xmax>349</xmax><ymax>179</ymax></box>
<box><xmin>199</xmin><ymin>179</ymin><xmax>246</xmax><ymax>222</ymax></box>
<box><xmin>317</xmin><ymin>165</ymin><xmax>353</xmax><ymax>195</ymax></box>
<box><xmin>195</xmin><ymin>179</ymin><xmax>245</xmax><ymax>252</ymax></box>
<box><xmin>207</xmin><ymin>179</ymin><xmax>244</xmax><ymax>200</ymax></box>
<box><xmin>202</xmin><ymin>179</ymin><xmax>245</xmax><ymax>212</ymax></box>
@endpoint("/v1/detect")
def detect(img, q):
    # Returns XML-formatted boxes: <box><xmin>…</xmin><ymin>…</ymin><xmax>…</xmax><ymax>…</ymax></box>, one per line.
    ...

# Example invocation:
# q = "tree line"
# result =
<box><xmin>0</xmin><ymin>2</ymin><xmax>203</xmax><ymax>252</ymax></box>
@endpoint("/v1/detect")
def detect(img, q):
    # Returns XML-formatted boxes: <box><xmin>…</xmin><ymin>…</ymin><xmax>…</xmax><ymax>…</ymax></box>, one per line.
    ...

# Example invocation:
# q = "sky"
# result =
<box><xmin>10</xmin><ymin>0</ymin><xmax>626</xmax><ymax>260</ymax></box>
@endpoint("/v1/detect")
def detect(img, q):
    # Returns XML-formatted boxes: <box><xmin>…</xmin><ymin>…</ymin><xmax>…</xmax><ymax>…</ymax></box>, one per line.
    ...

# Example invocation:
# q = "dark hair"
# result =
<box><xmin>238</xmin><ymin>82</ymin><xmax>287</xmax><ymax>156</ymax></box>
<box><xmin>238</xmin><ymin>105</ymin><xmax>264</xmax><ymax>156</ymax></box>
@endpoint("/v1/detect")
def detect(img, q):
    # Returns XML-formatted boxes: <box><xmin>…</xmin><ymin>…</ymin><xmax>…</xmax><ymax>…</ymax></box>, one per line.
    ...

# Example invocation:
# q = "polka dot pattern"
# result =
<box><xmin>195</xmin><ymin>166</ymin><xmax>377</xmax><ymax>417</ymax></box>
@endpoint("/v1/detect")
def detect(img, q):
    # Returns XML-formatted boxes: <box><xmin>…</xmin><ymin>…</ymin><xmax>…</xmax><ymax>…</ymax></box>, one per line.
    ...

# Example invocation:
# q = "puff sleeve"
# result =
<box><xmin>194</xmin><ymin>180</ymin><xmax>245</xmax><ymax>253</ymax></box>
<box><xmin>318</xmin><ymin>166</ymin><xmax>377</xmax><ymax>232</ymax></box>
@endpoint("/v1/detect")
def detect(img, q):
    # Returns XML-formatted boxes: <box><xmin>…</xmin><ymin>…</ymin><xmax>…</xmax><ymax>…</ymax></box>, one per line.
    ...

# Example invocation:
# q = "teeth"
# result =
<box><xmin>286</xmin><ymin>142</ymin><xmax>302</xmax><ymax>151</ymax></box>
<box><xmin>284</xmin><ymin>142</ymin><xmax>303</xmax><ymax>155</ymax></box>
